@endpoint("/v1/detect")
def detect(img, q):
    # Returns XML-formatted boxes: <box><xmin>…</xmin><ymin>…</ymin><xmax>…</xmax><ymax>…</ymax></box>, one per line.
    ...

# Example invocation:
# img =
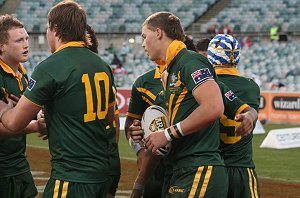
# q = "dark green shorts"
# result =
<box><xmin>166</xmin><ymin>165</ymin><xmax>228</xmax><ymax>198</ymax></box>
<box><xmin>43</xmin><ymin>178</ymin><xmax>110</xmax><ymax>198</ymax></box>
<box><xmin>0</xmin><ymin>171</ymin><xmax>38</xmax><ymax>198</ymax></box>
<box><xmin>227</xmin><ymin>167</ymin><xmax>260</xmax><ymax>198</ymax></box>
<box><xmin>107</xmin><ymin>174</ymin><xmax>120</xmax><ymax>196</ymax></box>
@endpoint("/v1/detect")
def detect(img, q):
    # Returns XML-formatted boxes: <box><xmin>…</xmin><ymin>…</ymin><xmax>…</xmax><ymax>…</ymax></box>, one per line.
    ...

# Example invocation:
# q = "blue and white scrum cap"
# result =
<box><xmin>207</xmin><ymin>34</ymin><xmax>241</xmax><ymax>66</ymax></box>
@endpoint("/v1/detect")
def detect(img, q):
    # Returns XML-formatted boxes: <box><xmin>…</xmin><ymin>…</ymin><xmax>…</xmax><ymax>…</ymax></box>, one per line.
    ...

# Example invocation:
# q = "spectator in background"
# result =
<box><xmin>270</xmin><ymin>24</ymin><xmax>279</xmax><ymax>41</ymax></box>
<box><xmin>219</xmin><ymin>23</ymin><xmax>233</xmax><ymax>35</ymax></box>
<box><xmin>208</xmin><ymin>23</ymin><xmax>219</xmax><ymax>36</ymax></box>
<box><xmin>106</xmin><ymin>43</ymin><xmax>116</xmax><ymax>54</ymax></box>
<box><xmin>120</xmin><ymin>42</ymin><xmax>130</xmax><ymax>63</ymax></box>
<box><xmin>243</xmin><ymin>36</ymin><xmax>253</xmax><ymax>49</ymax></box>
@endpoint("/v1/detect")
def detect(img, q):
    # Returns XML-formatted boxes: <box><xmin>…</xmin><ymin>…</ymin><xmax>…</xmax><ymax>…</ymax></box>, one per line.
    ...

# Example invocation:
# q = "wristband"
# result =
<box><xmin>164</xmin><ymin>128</ymin><xmax>172</xmax><ymax>141</ymax></box>
<box><xmin>129</xmin><ymin>137</ymin><xmax>143</xmax><ymax>154</ymax></box>
<box><xmin>174</xmin><ymin>122</ymin><xmax>184</xmax><ymax>137</ymax></box>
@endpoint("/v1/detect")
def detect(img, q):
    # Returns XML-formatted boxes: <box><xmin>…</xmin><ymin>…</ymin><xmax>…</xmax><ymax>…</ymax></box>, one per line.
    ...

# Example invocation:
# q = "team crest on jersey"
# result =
<box><xmin>149</xmin><ymin>116</ymin><xmax>168</xmax><ymax>132</ymax></box>
<box><xmin>191</xmin><ymin>68</ymin><xmax>212</xmax><ymax>84</ymax></box>
<box><xmin>27</xmin><ymin>78</ymin><xmax>36</xmax><ymax>91</ymax></box>
<box><xmin>224</xmin><ymin>90</ymin><xmax>237</xmax><ymax>101</ymax></box>
<box><xmin>169</xmin><ymin>73</ymin><xmax>178</xmax><ymax>87</ymax></box>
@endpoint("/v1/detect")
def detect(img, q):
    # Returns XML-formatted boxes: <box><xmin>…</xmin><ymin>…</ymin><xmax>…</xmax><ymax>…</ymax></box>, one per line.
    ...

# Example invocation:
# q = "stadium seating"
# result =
<box><xmin>10</xmin><ymin>0</ymin><xmax>300</xmax><ymax>90</ymax></box>
<box><xmin>23</xmin><ymin>41</ymin><xmax>300</xmax><ymax>91</ymax></box>
<box><xmin>13</xmin><ymin>0</ymin><xmax>216</xmax><ymax>33</ymax></box>
<box><xmin>203</xmin><ymin>0</ymin><xmax>300</xmax><ymax>33</ymax></box>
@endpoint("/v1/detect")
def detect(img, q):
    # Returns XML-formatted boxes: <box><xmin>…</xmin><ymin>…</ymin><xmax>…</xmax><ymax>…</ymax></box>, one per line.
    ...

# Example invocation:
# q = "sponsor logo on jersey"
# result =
<box><xmin>224</xmin><ymin>90</ymin><xmax>237</xmax><ymax>101</ymax></box>
<box><xmin>168</xmin><ymin>186</ymin><xmax>184</xmax><ymax>194</ymax></box>
<box><xmin>272</xmin><ymin>96</ymin><xmax>300</xmax><ymax>111</ymax></box>
<box><xmin>27</xmin><ymin>78</ymin><xmax>36</xmax><ymax>91</ymax></box>
<box><xmin>191</xmin><ymin>68</ymin><xmax>212</xmax><ymax>84</ymax></box>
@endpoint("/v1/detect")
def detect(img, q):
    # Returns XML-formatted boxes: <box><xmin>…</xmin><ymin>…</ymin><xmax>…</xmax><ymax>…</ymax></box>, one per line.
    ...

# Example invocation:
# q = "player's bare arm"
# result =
<box><xmin>146</xmin><ymin>80</ymin><xmax>224</xmax><ymax>153</ymax></box>
<box><xmin>125</xmin><ymin>116</ymin><xmax>145</xmax><ymax>169</ymax></box>
<box><xmin>235</xmin><ymin>107</ymin><xmax>258</xmax><ymax>137</ymax></box>
<box><xmin>131</xmin><ymin>149</ymin><xmax>162</xmax><ymax>198</ymax></box>
<box><xmin>0</xmin><ymin>96</ymin><xmax>42</xmax><ymax>132</ymax></box>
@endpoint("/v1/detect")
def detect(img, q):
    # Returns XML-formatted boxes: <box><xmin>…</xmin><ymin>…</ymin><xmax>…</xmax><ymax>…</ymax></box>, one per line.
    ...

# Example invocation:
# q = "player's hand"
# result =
<box><xmin>8</xmin><ymin>94</ymin><xmax>20</xmax><ymax>106</ymax></box>
<box><xmin>235</xmin><ymin>110</ymin><xmax>257</xmax><ymax>137</ymax></box>
<box><xmin>145</xmin><ymin>130</ymin><xmax>169</xmax><ymax>155</ymax></box>
<box><xmin>129</xmin><ymin>119</ymin><xmax>143</xmax><ymax>143</ymax></box>
<box><xmin>37</xmin><ymin>109</ymin><xmax>44</xmax><ymax>119</ymax></box>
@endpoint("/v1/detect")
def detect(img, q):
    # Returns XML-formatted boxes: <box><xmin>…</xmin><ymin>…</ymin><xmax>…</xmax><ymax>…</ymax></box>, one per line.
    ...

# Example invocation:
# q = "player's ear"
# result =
<box><xmin>155</xmin><ymin>28</ymin><xmax>163</xmax><ymax>40</ymax></box>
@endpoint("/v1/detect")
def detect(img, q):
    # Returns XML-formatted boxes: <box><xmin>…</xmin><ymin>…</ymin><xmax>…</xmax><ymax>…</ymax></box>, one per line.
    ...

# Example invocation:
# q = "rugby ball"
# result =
<box><xmin>141</xmin><ymin>105</ymin><xmax>171</xmax><ymax>156</ymax></box>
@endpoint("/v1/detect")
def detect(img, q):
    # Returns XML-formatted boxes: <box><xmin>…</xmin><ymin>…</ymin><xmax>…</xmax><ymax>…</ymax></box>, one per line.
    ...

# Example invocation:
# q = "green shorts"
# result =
<box><xmin>166</xmin><ymin>165</ymin><xmax>228</xmax><ymax>198</ymax></box>
<box><xmin>43</xmin><ymin>178</ymin><xmax>110</xmax><ymax>198</ymax></box>
<box><xmin>227</xmin><ymin>167</ymin><xmax>260</xmax><ymax>198</ymax></box>
<box><xmin>0</xmin><ymin>171</ymin><xmax>38</xmax><ymax>198</ymax></box>
<box><xmin>107</xmin><ymin>174</ymin><xmax>120</xmax><ymax>196</ymax></box>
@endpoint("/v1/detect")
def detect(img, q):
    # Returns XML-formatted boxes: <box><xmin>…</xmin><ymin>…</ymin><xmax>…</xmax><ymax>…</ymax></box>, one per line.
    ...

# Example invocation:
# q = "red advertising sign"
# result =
<box><xmin>116</xmin><ymin>88</ymin><xmax>131</xmax><ymax>115</ymax></box>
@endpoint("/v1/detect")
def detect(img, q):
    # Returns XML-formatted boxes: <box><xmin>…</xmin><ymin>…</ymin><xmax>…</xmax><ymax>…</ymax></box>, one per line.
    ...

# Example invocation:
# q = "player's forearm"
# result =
<box><xmin>0</xmin><ymin>123</ymin><xmax>24</xmax><ymax>138</ymax></box>
<box><xmin>180</xmin><ymin>102</ymin><xmax>223</xmax><ymax>136</ymax></box>
<box><xmin>136</xmin><ymin>149</ymin><xmax>162</xmax><ymax>185</ymax></box>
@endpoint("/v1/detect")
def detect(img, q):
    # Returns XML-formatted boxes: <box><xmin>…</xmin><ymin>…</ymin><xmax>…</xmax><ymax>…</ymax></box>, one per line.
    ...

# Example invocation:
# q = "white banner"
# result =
<box><xmin>253</xmin><ymin>120</ymin><xmax>266</xmax><ymax>134</ymax></box>
<box><xmin>260</xmin><ymin>127</ymin><xmax>300</xmax><ymax>149</ymax></box>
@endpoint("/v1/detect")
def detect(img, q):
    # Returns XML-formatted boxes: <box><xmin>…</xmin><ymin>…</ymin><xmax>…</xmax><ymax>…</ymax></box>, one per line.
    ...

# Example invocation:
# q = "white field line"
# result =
<box><xmin>27</xmin><ymin>145</ymin><xmax>136</xmax><ymax>161</ymax></box>
<box><xmin>259</xmin><ymin>176</ymin><xmax>300</xmax><ymax>183</ymax></box>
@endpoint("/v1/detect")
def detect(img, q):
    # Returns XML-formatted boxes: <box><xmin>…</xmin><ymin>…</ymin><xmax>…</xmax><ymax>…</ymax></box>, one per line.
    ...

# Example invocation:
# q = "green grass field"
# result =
<box><xmin>27</xmin><ymin>123</ymin><xmax>300</xmax><ymax>183</ymax></box>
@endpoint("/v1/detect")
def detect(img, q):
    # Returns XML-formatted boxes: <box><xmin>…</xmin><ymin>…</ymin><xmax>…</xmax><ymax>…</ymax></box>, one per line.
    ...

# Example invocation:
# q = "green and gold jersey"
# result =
<box><xmin>163</xmin><ymin>41</ymin><xmax>224</xmax><ymax>170</ymax></box>
<box><xmin>126</xmin><ymin>67</ymin><xmax>166</xmax><ymax>183</ymax></box>
<box><xmin>0</xmin><ymin>60</ymin><xmax>29</xmax><ymax>177</ymax></box>
<box><xmin>107</xmin><ymin>107</ymin><xmax>121</xmax><ymax>176</ymax></box>
<box><xmin>127</xmin><ymin>67</ymin><xmax>164</xmax><ymax>119</ymax></box>
<box><xmin>24</xmin><ymin>42</ymin><xmax>115</xmax><ymax>183</ymax></box>
<box><xmin>218</xmin><ymin>81</ymin><xmax>249</xmax><ymax>121</ymax></box>
<box><xmin>216</xmin><ymin>67</ymin><xmax>260</xmax><ymax>167</ymax></box>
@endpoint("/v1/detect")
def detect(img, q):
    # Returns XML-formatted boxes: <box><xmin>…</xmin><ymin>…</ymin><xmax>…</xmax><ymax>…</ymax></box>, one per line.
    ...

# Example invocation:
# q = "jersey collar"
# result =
<box><xmin>155</xmin><ymin>40</ymin><xmax>186</xmax><ymax>71</ymax></box>
<box><xmin>0</xmin><ymin>58</ymin><xmax>27</xmax><ymax>91</ymax></box>
<box><xmin>54</xmin><ymin>41</ymin><xmax>85</xmax><ymax>54</ymax></box>
<box><xmin>215</xmin><ymin>67</ymin><xmax>241</xmax><ymax>77</ymax></box>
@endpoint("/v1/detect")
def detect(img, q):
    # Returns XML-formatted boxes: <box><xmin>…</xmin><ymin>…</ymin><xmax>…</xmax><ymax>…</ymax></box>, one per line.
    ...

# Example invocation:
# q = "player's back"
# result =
<box><xmin>217</xmin><ymin>74</ymin><xmax>260</xmax><ymax>167</ymax></box>
<box><xmin>24</xmin><ymin>46</ymin><xmax>115</xmax><ymax>182</ymax></box>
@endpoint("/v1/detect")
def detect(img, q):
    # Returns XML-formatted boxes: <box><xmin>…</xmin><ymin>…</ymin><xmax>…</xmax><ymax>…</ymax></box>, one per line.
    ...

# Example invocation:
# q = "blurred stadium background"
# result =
<box><xmin>1</xmin><ymin>0</ymin><xmax>300</xmax><ymax>91</ymax></box>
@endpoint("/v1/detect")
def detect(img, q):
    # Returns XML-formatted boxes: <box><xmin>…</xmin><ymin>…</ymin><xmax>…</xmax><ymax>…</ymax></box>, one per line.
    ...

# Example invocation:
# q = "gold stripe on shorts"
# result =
<box><xmin>188</xmin><ymin>166</ymin><xmax>204</xmax><ymax>198</ymax></box>
<box><xmin>199</xmin><ymin>166</ymin><xmax>212</xmax><ymax>198</ymax></box>
<box><xmin>61</xmin><ymin>181</ymin><xmax>69</xmax><ymax>198</ymax></box>
<box><xmin>249</xmin><ymin>168</ymin><xmax>259</xmax><ymax>198</ymax></box>
<box><xmin>53</xmin><ymin>180</ymin><xmax>60</xmax><ymax>198</ymax></box>
<box><xmin>247</xmin><ymin>168</ymin><xmax>256</xmax><ymax>198</ymax></box>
